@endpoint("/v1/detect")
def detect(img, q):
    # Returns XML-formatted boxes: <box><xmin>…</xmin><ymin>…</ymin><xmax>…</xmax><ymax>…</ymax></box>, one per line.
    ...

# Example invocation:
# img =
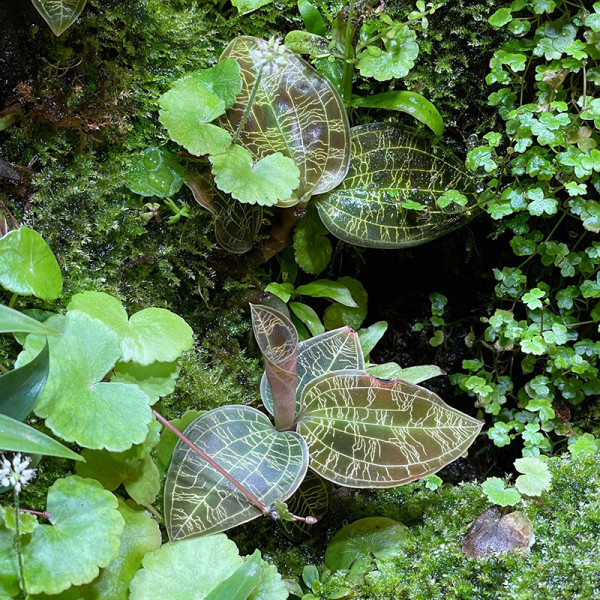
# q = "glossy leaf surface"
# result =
<box><xmin>297</xmin><ymin>370</ymin><xmax>483</xmax><ymax>487</ymax></box>
<box><xmin>0</xmin><ymin>305</ymin><xmax>59</xmax><ymax>336</ymax></box>
<box><xmin>352</xmin><ymin>92</ymin><xmax>444</xmax><ymax>137</ymax></box>
<box><xmin>204</xmin><ymin>550</ymin><xmax>262</xmax><ymax>600</ymax></box>
<box><xmin>125</xmin><ymin>147</ymin><xmax>185</xmax><ymax>198</ymax></box>
<box><xmin>251</xmin><ymin>304</ymin><xmax>298</xmax><ymax>431</ymax></box>
<box><xmin>261</xmin><ymin>326</ymin><xmax>364</xmax><ymax>416</ymax></box>
<box><xmin>0</xmin><ymin>414</ymin><xmax>82</xmax><ymax>461</ymax></box>
<box><xmin>316</xmin><ymin>124</ymin><xmax>479</xmax><ymax>248</ymax></box>
<box><xmin>165</xmin><ymin>406</ymin><xmax>308</xmax><ymax>540</ymax></box>
<box><xmin>32</xmin><ymin>0</ymin><xmax>87</xmax><ymax>36</ymax></box>
<box><xmin>220</xmin><ymin>36</ymin><xmax>350</xmax><ymax>206</ymax></box>
<box><xmin>0</xmin><ymin>227</ymin><xmax>62</xmax><ymax>300</ymax></box>
<box><xmin>367</xmin><ymin>363</ymin><xmax>445</xmax><ymax>383</ymax></box>
<box><xmin>0</xmin><ymin>342</ymin><xmax>48</xmax><ymax>421</ymax></box>
<box><xmin>278</xmin><ymin>469</ymin><xmax>330</xmax><ymax>541</ymax></box>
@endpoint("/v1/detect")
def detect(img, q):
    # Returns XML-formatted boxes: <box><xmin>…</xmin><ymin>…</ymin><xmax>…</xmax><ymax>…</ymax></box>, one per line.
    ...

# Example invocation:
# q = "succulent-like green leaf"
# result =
<box><xmin>325</xmin><ymin>517</ymin><xmax>410</xmax><ymax>572</ymax></box>
<box><xmin>159</xmin><ymin>63</ymin><xmax>242</xmax><ymax>157</ymax></box>
<box><xmin>0</xmin><ymin>414</ymin><xmax>82</xmax><ymax>461</ymax></box>
<box><xmin>125</xmin><ymin>147</ymin><xmax>186</xmax><ymax>198</ymax></box>
<box><xmin>315</xmin><ymin>124</ymin><xmax>479</xmax><ymax>248</ymax></box>
<box><xmin>31</xmin><ymin>0</ymin><xmax>87</xmax><ymax>36</ymax></box>
<box><xmin>187</xmin><ymin>171</ymin><xmax>264</xmax><ymax>254</ymax></box>
<box><xmin>0</xmin><ymin>305</ymin><xmax>59</xmax><ymax>336</ymax></box>
<box><xmin>261</xmin><ymin>326</ymin><xmax>364</xmax><ymax>416</ymax></box>
<box><xmin>220</xmin><ymin>36</ymin><xmax>350</xmax><ymax>206</ymax></box>
<box><xmin>278</xmin><ymin>469</ymin><xmax>330</xmax><ymax>541</ymax></box>
<box><xmin>165</xmin><ymin>406</ymin><xmax>308</xmax><ymax>540</ymax></box>
<box><xmin>22</xmin><ymin>476</ymin><xmax>124</xmax><ymax>596</ymax></box>
<box><xmin>16</xmin><ymin>312</ymin><xmax>153</xmax><ymax>452</ymax></box>
<box><xmin>79</xmin><ymin>499</ymin><xmax>161</xmax><ymax>600</ymax></box>
<box><xmin>251</xmin><ymin>304</ymin><xmax>298</xmax><ymax>431</ymax></box>
<box><xmin>210</xmin><ymin>145</ymin><xmax>300</xmax><ymax>207</ymax></box>
<box><xmin>352</xmin><ymin>91</ymin><xmax>444</xmax><ymax>137</ymax></box>
<box><xmin>297</xmin><ymin>370</ymin><xmax>483</xmax><ymax>487</ymax></box>
<box><xmin>0</xmin><ymin>227</ymin><xmax>62</xmax><ymax>300</ymax></box>
<box><xmin>68</xmin><ymin>292</ymin><xmax>193</xmax><ymax>366</ymax></box>
<box><xmin>0</xmin><ymin>342</ymin><xmax>48</xmax><ymax>421</ymax></box>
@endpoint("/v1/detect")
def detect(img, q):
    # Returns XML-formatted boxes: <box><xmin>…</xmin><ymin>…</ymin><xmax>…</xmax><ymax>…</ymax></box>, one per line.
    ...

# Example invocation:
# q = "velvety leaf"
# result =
<box><xmin>31</xmin><ymin>0</ymin><xmax>87</xmax><ymax>36</ymax></box>
<box><xmin>187</xmin><ymin>172</ymin><xmax>264</xmax><ymax>254</ymax></box>
<box><xmin>112</xmin><ymin>360</ymin><xmax>180</xmax><ymax>404</ymax></box>
<box><xmin>315</xmin><ymin>124</ymin><xmax>479</xmax><ymax>248</ymax></box>
<box><xmin>356</xmin><ymin>25</ymin><xmax>418</xmax><ymax>81</ymax></box>
<box><xmin>22</xmin><ymin>476</ymin><xmax>124</xmax><ymax>595</ymax></box>
<box><xmin>352</xmin><ymin>92</ymin><xmax>444</xmax><ymax>137</ymax></box>
<box><xmin>289</xmin><ymin>302</ymin><xmax>325</xmax><ymax>337</ymax></box>
<box><xmin>16</xmin><ymin>312</ymin><xmax>153</xmax><ymax>452</ymax></box>
<box><xmin>159</xmin><ymin>70</ymin><xmax>234</xmax><ymax>157</ymax></box>
<box><xmin>278</xmin><ymin>469</ymin><xmax>330</xmax><ymax>541</ymax></box>
<box><xmin>0</xmin><ymin>227</ymin><xmax>62</xmax><ymax>300</ymax></box>
<box><xmin>298</xmin><ymin>0</ymin><xmax>327</xmax><ymax>35</ymax></box>
<box><xmin>322</xmin><ymin>277</ymin><xmax>368</xmax><ymax>330</ymax></box>
<box><xmin>0</xmin><ymin>305</ymin><xmax>59</xmax><ymax>336</ymax></box>
<box><xmin>220</xmin><ymin>36</ymin><xmax>350</xmax><ymax>206</ymax></box>
<box><xmin>251</xmin><ymin>304</ymin><xmax>298</xmax><ymax>431</ymax></box>
<box><xmin>462</xmin><ymin>507</ymin><xmax>535</xmax><ymax>558</ymax></box>
<box><xmin>79</xmin><ymin>499</ymin><xmax>161</xmax><ymax>600</ymax></box>
<box><xmin>294</xmin><ymin>280</ymin><xmax>358</xmax><ymax>307</ymax></box>
<box><xmin>297</xmin><ymin>370</ymin><xmax>483</xmax><ymax>487</ymax></box>
<box><xmin>261</xmin><ymin>326</ymin><xmax>364</xmax><ymax>416</ymax></box>
<box><xmin>514</xmin><ymin>457</ymin><xmax>552</xmax><ymax>497</ymax></box>
<box><xmin>68</xmin><ymin>292</ymin><xmax>193</xmax><ymax>366</ymax></box>
<box><xmin>293</xmin><ymin>204</ymin><xmax>332</xmax><ymax>275</ymax></box>
<box><xmin>325</xmin><ymin>517</ymin><xmax>410</xmax><ymax>571</ymax></box>
<box><xmin>125</xmin><ymin>147</ymin><xmax>185</xmax><ymax>198</ymax></box>
<box><xmin>205</xmin><ymin>550</ymin><xmax>262</xmax><ymax>600</ymax></box>
<box><xmin>0</xmin><ymin>414</ymin><xmax>82</xmax><ymax>461</ymax></box>
<box><xmin>209</xmin><ymin>145</ymin><xmax>300</xmax><ymax>206</ymax></box>
<box><xmin>165</xmin><ymin>406</ymin><xmax>308</xmax><ymax>539</ymax></box>
<box><xmin>0</xmin><ymin>342</ymin><xmax>48</xmax><ymax>421</ymax></box>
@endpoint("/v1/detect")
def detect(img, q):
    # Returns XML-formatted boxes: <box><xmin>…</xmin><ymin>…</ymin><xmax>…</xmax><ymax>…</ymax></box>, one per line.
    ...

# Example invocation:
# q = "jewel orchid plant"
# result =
<box><xmin>164</xmin><ymin>304</ymin><xmax>483</xmax><ymax>541</ymax></box>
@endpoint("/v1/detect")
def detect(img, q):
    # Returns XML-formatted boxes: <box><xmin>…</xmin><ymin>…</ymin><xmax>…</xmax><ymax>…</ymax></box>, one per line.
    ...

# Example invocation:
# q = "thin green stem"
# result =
<box><xmin>8</xmin><ymin>293</ymin><xmax>18</xmax><ymax>309</ymax></box>
<box><xmin>232</xmin><ymin>67</ymin><xmax>263</xmax><ymax>145</ymax></box>
<box><xmin>341</xmin><ymin>0</ymin><xmax>355</xmax><ymax>106</ymax></box>
<box><xmin>14</xmin><ymin>490</ymin><xmax>28</xmax><ymax>600</ymax></box>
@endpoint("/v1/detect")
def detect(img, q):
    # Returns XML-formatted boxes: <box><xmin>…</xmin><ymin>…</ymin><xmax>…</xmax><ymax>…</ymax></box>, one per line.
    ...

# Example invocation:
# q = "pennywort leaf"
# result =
<box><xmin>514</xmin><ymin>457</ymin><xmax>552</xmax><ymax>497</ymax></box>
<box><xmin>125</xmin><ymin>148</ymin><xmax>186</xmax><ymax>198</ymax></box>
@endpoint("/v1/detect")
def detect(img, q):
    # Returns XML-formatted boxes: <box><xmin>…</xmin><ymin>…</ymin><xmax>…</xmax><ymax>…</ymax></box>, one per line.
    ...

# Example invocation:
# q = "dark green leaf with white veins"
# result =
<box><xmin>278</xmin><ymin>469</ymin><xmax>330</xmax><ymax>541</ymax></box>
<box><xmin>315</xmin><ymin>124</ymin><xmax>480</xmax><ymax>248</ymax></box>
<box><xmin>297</xmin><ymin>370</ymin><xmax>482</xmax><ymax>487</ymax></box>
<box><xmin>261</xmin><ymin>326</ymin><xmax>364</xmax><ymax>416</ymax></box>
<box><xmin>165</xmin><ymin>406</ymin><xmax>308</xmax><ymax>540</ymax></box>
<box><xmin>219</xmin><ymin>36</ymin><xmax>350</xmax><ymax>206</ymax></box>
<box><xmin>32</xmin><ymin>0</ymin><xmax>87</xmax><ymax>36</ymax></box>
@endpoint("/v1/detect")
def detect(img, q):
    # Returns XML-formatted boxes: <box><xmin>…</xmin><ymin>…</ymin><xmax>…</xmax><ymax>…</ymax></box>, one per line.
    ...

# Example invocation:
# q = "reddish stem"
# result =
<box><xmin>20</xmin><ymin>508</ymin><xmax>52</xmax><ymax>520</ymax></box>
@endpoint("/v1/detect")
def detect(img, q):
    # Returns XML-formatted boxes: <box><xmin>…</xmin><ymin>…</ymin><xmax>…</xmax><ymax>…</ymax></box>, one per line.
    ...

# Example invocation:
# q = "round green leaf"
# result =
<box><xmin>129</xmin><ymin>535</ymin><xmax>243</xmax><ymax>600</ymax></box>
<box><xmin>68</xmin><ymin>292</ymin><xmax>193</xmax><ymax>366</ymax></box>
<box><xmin>482</xmin><ymin>477</ymin><xmax>522</xmax><ymax>507</ymax></box>
<box><xmin>22</xmin><ymin>476</ymin><xmax>124</xmax><ymax>596</ymax></box>
<box><xmin>0</xmin><ymin>227</ymin><xmax>62</xmax><ymax>300</ymax></box>
<box><xmin>165</xmin><ymin>406</ymin><xmax>308</xmax><ymax>540</ymax></box>
<box><xmin>125</xmin><ymin>147</ymin><xmax>185</xmax><ymax>198</ymax></box>
<box><xmin>297</xmin><ymin>370</ymin><xmax>483</xmax><ymax>487</ymax></box>
<box><xmin>315</xmin><ymin>124</ymin><xmax>479</xmax><ymax>249</ymax></box>
<box><xmin>210</xmin><ymin>145</ymin><xmax>300</xmax><ymax>207</ymax></box>
<box><xmin>16</xmin><ymin>312</ymin><xmax>153</xmax><ymax>451</ymax></box>
<box><xmin>514</xmin><ymin>457</ymin><xmax>552</xmax><ymax>497</ymax></box>
<box><xmin>325</xmin><ymin>517</ymin><xmax>410</xmax><ymax>572</ymax></box>
<box><xmin>79</xmin><ymin>499</ymin><xmax>161</xmax><ymax>600</ymax></box>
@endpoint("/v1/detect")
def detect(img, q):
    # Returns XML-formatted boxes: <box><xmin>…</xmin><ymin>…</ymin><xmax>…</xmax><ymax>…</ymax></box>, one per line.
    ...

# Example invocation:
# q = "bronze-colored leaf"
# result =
<box><xmin>219</xmin><ymin>37</ymin><xmax>350</xmax><ymax>207</ymax></box>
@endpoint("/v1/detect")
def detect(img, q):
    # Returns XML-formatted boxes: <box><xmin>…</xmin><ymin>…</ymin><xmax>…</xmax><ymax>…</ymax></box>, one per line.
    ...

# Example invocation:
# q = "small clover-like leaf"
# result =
<box><xmin>210</xmin><ymin>145</ymin><xmax>300</xmax><ymax>206</ymax></box>
<box><xmin>0</xmin><ymin>227</ymin><xmax>62</xmax><ymax>300</ymax></box>
<box><xmin>514</xmin><ymin>457</ymin><xmax>552</xmax><ymax>497</ymax></box>
<box><xmin>165</xmin><ymin>406</ymin><xmax>308</xmax><ymax>539</ymax></box>
<box><xmin>293</xmin><ymin>205</ymin><xmax>332</xmax><ymax>275</ymax></box>
<box><xmin>482</xmin><ymin>477</ymin><xmax>521</xmax><ymax>507</ymax></box>
<box><xmin>125</xmin><ymin>147</ymin><xmax>186</xmax><ymax>198</ymax></box>
<box><xmin>68</xmin><ymin>292</ymin><xmax>193</xmax><ymax>366</ymax></box>
<box><xmin>16</xmin><ymin>312</ymin><xmax>153</xmax><ymax>452</ymax></box>
<box><xmin>22</xmin><ymin>476</ymin><xmax>124</xmax><ymax>596</ymax></box>
<box><xmin>79</xmin><ymin>499</ymin><xmax>161</xmax><ymax>600</ymax></box>
<box><xmin>356</xmin><ymin>25</ymin><xmax>419</xmax><ymax>81</ymax></box>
